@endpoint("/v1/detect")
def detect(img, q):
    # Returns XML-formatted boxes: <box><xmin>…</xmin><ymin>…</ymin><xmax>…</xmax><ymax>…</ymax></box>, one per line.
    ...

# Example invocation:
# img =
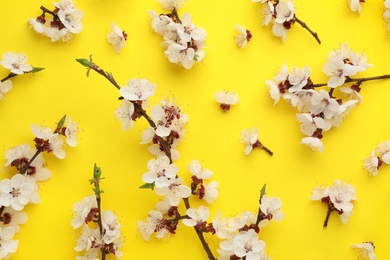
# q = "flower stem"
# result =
<box><xmin>1</xmin><ymin>73</ymin><xmax>17</xmax><ymax>82</ymax></box>
<box><xmin>323</xmin><ymin>205</ymin><xmax>334</xmax><ymax>229</ymax></box>
<box><xmin>40</xmin><ymin>6</ymin><xmax>58</xmax><ymax>18</ymax></box>
<box><xmin>312</xmin><ymin>74</ymin><xmax>390</xmax><ymax>88</ymax></box>
<box><xmin>294</xmin><ymin>16</ymin><xmax>321</xmax><ymax>44</ymax></box>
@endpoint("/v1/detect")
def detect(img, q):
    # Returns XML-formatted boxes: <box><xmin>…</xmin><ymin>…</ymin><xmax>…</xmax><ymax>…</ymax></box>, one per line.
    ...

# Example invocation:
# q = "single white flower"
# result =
<box><xmin>348</xmin><ymin>0</ymin><xmax>363</xmax><ymax>15</ymax></box>
<box><xmin>272</xmin><ymin>22</ymin><xmax>289</xmax><ymax>43</ymax></box>
<box><xmin>322</xmin><ymin>58</ymin><xmax>360</xmax><ymax>88</ymax></box>
<box><xmin>0</xmin><ymin>174</ymin><xmax>38</xmax><ymax>211</ymax></box>
<box><xmin>241</xmin><ymin>127</ymin><xmax>258</xmax><ymax>155</ymax></box>
<box><xmin>266</xmin><ymin>64</ymin><xmax>289</xmax><ymax>104</ymax></box>
<box><xmin>71</xmin><ymin>195</ymin><xmax>98</xmax><ymax>229</ymax></box>
<box><xmin>65</xmin><ymin>117</ymin><xmax>78</xmax><ymax>147</ymax></box>
<box><xmin>155</xmin><ymin>178</ymin><xmax>191</xmax><ymax>206</ymax></box>
<box><xmin>351</xmin><ymin>242</ymin><xmax>376</xmax><ymax>260</ymax></box>
<box><xmin>182</xmin><ymin>205</ymin><xmax>209</xmax><ymax>227</ymax></box>
<box><xmin>340</xmin><ymin>86</ymin><xmax>362</xmax><ymax>103</ymax></box>
<box><xmin>274</xmin><ymin>1</ymin><xmax>295</xmax><ymax>24</ymax></box>
<box><xmin>0</xmin><ymin>80</ymin><xmax>12</xmax><ymax>100</ymax></box>
<box><xmin>28</xmin><ymin>18</ymin><xmax>46</xmax><ymax>34</ymax></box>
<box><xmin>310</xmin><ymin>186</ymin><xmax>330</xmax><ymax>201</ymax></box>
<box><xmin>107</xmin><ymin>22</ymin><xmax>127</xmax><ymax>54</ymax></box>
<box><xmin>74</xmin><ymin>224</ymin><xmax>101</xmax><ymax>252</ymax></box>
<box><xmin>58</xmin><ymin>9</ymin><xmax>84</xmax><ymax>34</ymax></box>
<box><xmin>102</xmin><ymin>210</ymin><xmax>121</xmax><ymax>244</ymax></box>
<box><xmin>0</xmin><ymin>52</ymin><xmax>32</xmax><ymax>75</ymax></box>
<box><xmin>0</xmin><ymin>207</ymin><xmax>28</xmax><ymax>233</ymax></box>
<box><xmin>142</xmin><ymin>156</ymin><xmax>178</xmax><ymax>188</ymax></box>
<box><xmin>165</xmin><ymin>43</ymin><xmax>199</xmax><ymax>69</ymax></box>
<box><xmin>329</xmin><ymin>180</ymin><xmax>357</xmax><ymax>223</ymax></box>
<box><xmin>151</xmin><ymin>105</ymin><xmax>171</xmax><ymax>137</ymax></box>
<box><xmin>363</xmin><ymin>151</ymin><xmax>379</xmax><ymax>176</ymax></box>
<box><xmin>120</xmin><ymin>78</ymin><xmax>156</xmax><ymax>101</ymax></box>
<box><xmin>114</xmin><ymin>100</ymin><xmax>135</xmax><ymax>131</ymax></box>
<box><xmin>53</xmin><ymin>0</ymin><xmax>76</xmax><ymax>13</ymax></box>
<box><xmin>259</xmin><ymin>196</ymin><xmax>284</xmax><ymax>227</ymax></box>
<box><xmin>0</xmin><ymin>226</ymin><xmax>18</xmax><ymax>258</ymax></box>
<box><xmin>204</xmin><ymin>180</ymin><xmax>218</xmax><ymax>204</ymax></box>
<box><xmin>137</xmin><ymin>210</ymin><xmax>169</xmax><ymax>241</ymax></box>
<box><xmin>301</xmin><ymin>137</ymin><xmax>324</xmax><ymax>152</ymax></box>
<box><xmin>296</xmin><ymin>113</ymin><xmax>325</xmax><ymax>137</ymax></box>
<box><xmin>288</xmin><ymin>66</ymin><xmax>311</xmax><ymax>92</ymax></box>
<box><xmin>188</xmin><ymin>160</ymin><xmax>213</xmax><ymax>180</ymax></box>
<box><xmin>214</xmin><ymin>90</ymin><xmax>239</xmax><ymax>111</ymax></box>
<box><xmin>310</xmin><ymin>89</ymin><xmax>340</xmax><ymax>119</ymax></box>
<box><xmin>148</xmin><ymin>11</ymin><xmax>173</xmax><ymax>36</ymax></box>
<box><xmin>234</xmin><ymin>24</ymin><xmax>251</xmax><ymax>48</ymax></box>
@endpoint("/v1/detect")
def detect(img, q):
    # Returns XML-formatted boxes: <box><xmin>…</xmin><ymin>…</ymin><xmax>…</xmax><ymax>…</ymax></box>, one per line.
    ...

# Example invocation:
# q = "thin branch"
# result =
<box><xmin>312</xmin><ymin>74</ymin><xmax>390</xmax><ymax>88</ymax></box>
<box><xmin>294</xmin><ymin>16</ymin><xmax>321</xmax><ymax>44</ymax></box>
<box><xmin>323</xmin><ymin>205</ymin><xmax>334</xmax><ymax>229</ymax></box>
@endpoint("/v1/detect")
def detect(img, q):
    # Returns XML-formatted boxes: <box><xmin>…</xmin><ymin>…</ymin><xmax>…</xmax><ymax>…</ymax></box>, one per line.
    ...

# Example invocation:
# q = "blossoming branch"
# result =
<box><xmin>266</xmin><ymin>43</ymin><xmax>390</xmax><ymax>152</ymax></box>
<box><xmin>0</xmin><ymin>115</ymin><xmax>78</xmax><ymax>258</ymax></box>
<box><xmin>148</xmin><ymin>0</ymin><xmax>206</xmax><ymax>69</ymax></box>
<box><xmin>252</xmin><ymin>0</ymin><xmax>321</xmax><ymax>44</ymax></box>
<box><xmin>76</xmin><ymin>56</ymin><xmax>283</xmax><ymax>260</ymax></box>
<box><xmin>28</xmin><ymin>0</ymin><xmax>84</xmax><ymax>42</ymax></box>
<box><xmin>0</xmin><ymin>52</ymin><xmax>44</xmax><ymax>100</ymax></box>
<box><xmin>72</xmin><ymin>164</ymin><xmax>123</xmax><ymax>259</ymax></box>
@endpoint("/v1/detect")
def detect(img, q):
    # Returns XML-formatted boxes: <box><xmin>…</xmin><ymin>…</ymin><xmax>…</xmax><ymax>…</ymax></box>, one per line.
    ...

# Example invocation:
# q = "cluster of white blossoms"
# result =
<box><xmin>363</xmin><ymin>141</ymin><xmax>390</xmax><ymax>176</ymax></box>
<box><xmin>215</xmin><ymin>195</ymin><xmax>283</xmax><ymax>260</ymax></box>
<box><xmin>148</xmin><ymin>1</ymin><xmax>206</xmax><ymax>69</ymax></box>
<box><xmin>234</xmin><ymin>24</ymin><xmax>252</xmax><ymax>48</ymax></box>
<box><xmin>351</xmin><ymin>242</ymin><xmax>376</xmax><ymax>260</ymax></box>
<box><xmin>267</xmin><ymin>43</ymin><xmax>371</xmax><ymax>152</ymax></box>
<box><xmin>72</xmin><ymin>196</ymin><xmax>123</xmax><ymax>259</ymax></box>
<box><xmin>311</xmin><ymin>180</ymin><xmax>357</xmax><ymax>227</ymax></box>
<box><xmin>0</xmin><ymin>52</ymin><xmax>34</xmax><ymax>100</ymax></box>
<box><xmin>0</xmin><ymin>116</ymin><xmax>78</xmax><ymax>258</ymax></box>
<box><xmin>214</xmin><ymin>90</ymin><xmax>239</xmax><ymax>111</ymax></box>
<box><xmin>252</xmin><ymin>0</ymin><xmax>295</xmax><ymax>42</ymax></box>
<box><xmin>107</xmin><ymin>22</ymin><xmax>127</xmax><ymax>54</ymax></box>
<box><xmin>28</xmin><ymin>0</ymin><xmax>83</xmax><ymax>42</ymax></box>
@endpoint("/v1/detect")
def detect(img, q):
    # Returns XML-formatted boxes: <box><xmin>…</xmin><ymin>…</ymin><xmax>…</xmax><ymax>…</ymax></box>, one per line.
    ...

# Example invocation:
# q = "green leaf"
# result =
<box><xmin>260</xmin><ymin>183</ymin><xmax>267</xmax><ymax>197</ymax></box>
<box><xmin>31</xmin><ymin>67</ymin><xmax>45</xmax><ymax>73</ymax></box>
<box><xmin>139</xmin><ymin>183</ymin><xmax>155</xmax><ymax>190</ymax></box>
<box><xmin>57</xmin><ymin>114</ymin><xmax>66</xmax><ymax>129</ymax></box>
<box><xmin>93</xmin><ymin>163</ymin><xmax>102</xmax><ymax>180</ymax></box>
<box><xmin>76</xmin><ymin>58</ymin><xmax>91</xmax><ymax>67</ymax></box>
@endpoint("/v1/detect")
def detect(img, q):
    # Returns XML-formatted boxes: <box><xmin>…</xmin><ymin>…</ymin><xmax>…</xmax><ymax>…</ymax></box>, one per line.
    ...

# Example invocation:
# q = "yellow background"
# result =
<box><xmin>1</xmin><ymin>0</ymin><xmax>390</xmax><ymax>259</ymax></box>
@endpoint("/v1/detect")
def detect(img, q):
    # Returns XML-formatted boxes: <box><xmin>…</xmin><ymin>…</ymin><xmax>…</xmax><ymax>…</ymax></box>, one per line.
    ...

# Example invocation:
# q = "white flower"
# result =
<box><xmin>274</xmin><ymin>1</ymin><xmax>295</xmax><ymax>24</ymax></box>
<box><xmin>102</xmin><ymin>210</ymin><xmax>121</xmax><ymax>244</ymax></box>
<box><xmin>151</xmin><ymin>105</ymin><xmax>171</xmax><ymax>137</ymax></box>
<box><xmin>65</xmin><ymin>117</ymin><xmax>78</xmax><ymax>147</ymax></box>
<box><xmin>1</xmin><ymin>52</ymin><xmax>32</xmax><ymax>75</ymax></box>
<box><xmin>114</xmin><ymin>100</ymin><xmax>135</xmax><ymax>131</ymax></box>
<box><xmin>329</xmin><ymin>180</ymin><xmax>357</xmax><ymax>223</ymax></box>
<box><xmin>58</xmin><ymin>9</ymin><xmax>84</xmax><ymax>34</ymax></box>
<box><xmin>182</xmin><ymin>206</ymin><xmax>209</xmax><ymax>227</ymax></box>
<box><xmin>142</xmin><ymin>156</ymin><xmax>178</xmax><ymax>188</ymax></box>
<box><xmin>76</xmin><ymin>248</ymin><xmax>99</xmax><ymax>260</ymax></box>
<box><xmin>310</xmin><ymin>90</ymin><xmax>340</xmax><ymax>119</ymax></box>
<box><xmin>340</xmin><ymin>87</ymin><xmax>362</xmax><ymax>104</ymax></box>
<box><xmin>158</xmin><ymin>0</ymin><xmax>187</xmax><ymax>10</ymax></box>
<box><xmin>322</xmin><ymin>58</ymin><xmax>359</xmax><ymax>88</ymax></box>
<box><xmin>241</xmin><ymin>127</ymin><xmax>258</xmax><ymax>155</ymax></box>
<box><xmin>0</xmin><ymin>207</ymin><xmax>28</xmax><ymax>233</ymax></box>
<box><xmin>204</xmin><ymin>180</ymin><xmax>218</xmax><ymax>204</ymax></box>
<box><xmin>259</xmin><ymin>196</ymin><xmax>284</xmax><ymax>227</ymax></box>
<box><xmin>363</xmin><ymin>151</ymin><xmax>379</xmax><ymax>176</ymax></box>
<box><xmin>266</xmin><ymin>64</ymin><xmax>289</xmax><ymax>104</ymax></box>
<box><xmin>28</xmin><ymin>18</ymin><xmax>46</xmax><ymax>34</ymax></box>
<box><xmin>120</xmin><ymin>78</ymin><xmax>156</xmax><ymax>101</ymax></box>
<box><xmin>296</xmin><ymin>113</ymin><xmax>325</xmax><ymax>137</ymax></box>
<box><xmin>74</xmin><ymin>225</ymin><xmax>101</xmax><ymax>252</ymax></box>
<box><xmin>288</xmin><ymin>66</ymin><xmax>311</xmax><ymax>92</ymax></box>
<box><xmin>272</xmin><ymin>22</ymin><xmax>289</xmax><ymax>43</ymax></box>
<box><xmin>310</xmin><ymin>186</ymin><xmax>330</xmax><ymax>201</ymax></box>
<box><xmin>31</xmin><ymin>124</ymin><xmax>66</xmax><ymax>159</ymax></box>
<box><xmin>301</xmin><ymin>137</ymin><xmax>324</xmax><ymax>152</ymax></box>
<box><xmin>351</xmin><ymin>242</ymin><xmax>376</xmax><ymax>260</ymax></box>
<box><xmin>234</xmin><ymin>24</ymin><xmax>251</xmax><ymax>48</ymax></box>
<box><xmin>348</xmin><ymin>0</ymin><xmax>363</xmax><ymax>15</ymax></box>
<box><xmin>53</xmin><ymin>0</ymin><xmax>76</xmax><ymax>13</ymax></box>
<box><xmin>107</xmin><ymin>22</ymin><xmax>127</xmax><ymax>54</ymax></box>
<box><xmin>219</xmin><ymin>229</ymin><xmax>266</xmax><ymax>260</ymax></box>
<box><xmin>0</xmin><ymin>80</ymin><xmax>12</xmax><ymax>100</ymax></box>
<box><xmin>165</xmin><ymin>43</ymin><xmax>201</xmax><ymax>69</ymax></box>
<box><xmin>71</xmin><ymin>195</ymin><xmax>98</xmax><ymax>229</ymax></box>
<box><xmin>137</xmin><ymin>210</ymin><xmax>169</xmax><ymax>241</ymax></box>
<box><xmin>386</xmin><ymin>0</ymin><xmax>390</xmax><ymax>9</ymax></box>
<box><xmin>213</xmin><ymin>211</ymin><xmax>256</xmax><ymax>240</ymax></box>
<box><xmin>155</xmin><ymin>178</ymin><xmax>191</xmax><ymax>206</ymax></box>
<box><xmin>188</xmin><ymin>160</ymin><xmax>213</xmax><ymax>180</ymax></box>
<box><xmin>0</xmin><ymin>174</ymin><xmax>38</xmax><ymax>211</ymax></box>
<box><xmin>0</xmin><ymin>226</ymin><xmax>18</xmax><ymax>258</ymax></box>
<box><xmin>214</xmin><ymin>90</ymin><xmax>239</xmax><ymax>111</ymax></box>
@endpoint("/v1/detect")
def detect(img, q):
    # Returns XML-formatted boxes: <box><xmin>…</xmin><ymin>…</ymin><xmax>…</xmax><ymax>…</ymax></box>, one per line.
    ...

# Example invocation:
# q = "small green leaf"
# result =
<box><xmin>57</xmin><ymin>115</ymin><xmax>66</xmax><ymax>129</ymax></box>
<box><xmin>260</xmin><ymin>183</ymin><xmax>267</xmax><ymax>197</ymax></box>
<box><xmin>93</xmin><ymin>163</ymin><xmax>102</xmax><ymax>180</ymax></box>
<box><xmin>31</xmin><ymin>67</ymin><xmax>45</xmax><ymax>73</ymax></box>
<box><xmin>139</xmin><ymin>183</ymin><xmax>155</xmax><ymax>190</ymax></box>
<box><xmin>76</xmin><ymin>58</ymin><xmax>91</xmax><ymax>67</ymax></box>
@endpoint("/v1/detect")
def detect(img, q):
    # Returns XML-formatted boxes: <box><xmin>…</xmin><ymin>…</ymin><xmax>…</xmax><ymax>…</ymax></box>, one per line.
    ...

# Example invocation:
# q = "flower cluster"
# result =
<box><xmin>0</xmin><ymin>115</ymin><xmax>78</xmax><ymax>258</ymax></box>
<box><xmin>148</xmin><ymin>1</ymin><xmax>206</xmax><ymax>69</ymax></box>
<box><xmin>0</xmin><ymin>52</ymin><xmax>43</xmax><ymax>101</ymax></box>
<box><xmin>73</xmin><ymin>165</ymin><xmax>123</xmax><ymax>259</ymax></box>
<box><xmin>252</xmin><ymin>0</ymin><xmax>320</xmax><ymax>43</ymax></box>
<box><xmin>351</xmin><ymin>242</ymin><xmax>376</xmax><ymax>260</ymax></box>
<box><xmin>311</xmin><ymin>180</ymin><xmax>357</xmax><ymax>228</ymax></box>
<box><xmin>234</xmin><ymin>24</ymin><xmax>252</xmax><ymax>48</ymax></box>
<box><xmin>107</xmin><ymin>22</ymin><xmax>127</xmax><ymax>54</ymax></box>
<box><xmin>363</xmin><ymin>141</ymin><xmax>390</xmax><ymax>176</ymax></box>
<box><xmin>266</xmin><ymin>43</ymin><xmax>383</xmax><ymax>152</ymax></box>
<box><xmin>29</xmin><ymin>0</ymin><xmax>83</xmax><ymax>42</ymax></box>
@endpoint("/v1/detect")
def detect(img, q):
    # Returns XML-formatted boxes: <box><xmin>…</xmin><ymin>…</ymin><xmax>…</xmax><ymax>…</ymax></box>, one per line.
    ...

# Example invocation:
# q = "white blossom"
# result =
<box><xmin>0</xmin><ymin>80</ymin><xmax>12</xmax><ymax>100</ymax></box>
<box><xmin>142</xmin><ymin>156</ymin><xmax>178</xmax><ymax>188</ymax></box>
<box><xmin>31</xmin><ymin>124</ymin><xmax>66</xmax><ymax>159</ymax></box>
<box><xmin>241</xmin><ymin>127</ymin><xmax>258</xmax><ymax>155</ymax></box>
<box><xmin>120</xmin><ymin>78</ymin><xmax>156</xmax><ymax>102</ymax></box>
<box><xmin>234</xmin><ymin>24</ymin><xmax>251</xmax><ymax>48</ymax></box>
<box><xmin>182</xmin><ymin>206</ymin><xmax>209</xmax><ymax>227</ymax></box>
<box><xmin>114</xmin><ymin>100</ymin><xmax>135</xmax><ymax>131</ymax></box>
<box><xmin>0</xmin><ymin>226</ymin><xmax>18</xmax><ymax>258</ymax></box>
<box><xmin>351</xmin><ymin>242</ymin><xmax>376</xmax><ymax>260</ymax></box>
<box><xmin>188</xmin><ymin>160</ymin><xmax>213</xmax><ymax>180</ymax></box>
<box><xmin>137</xmin><ymin>210</ymin><xmax>169</xmax><ymax>241</ymax></box>
<box><xmin>259</xmin><ymin>195</ymin><xmax>284</xmax><ymax>227</ymax></box>
<box><xmin>107</xmin><ymin>22</ymin><xmax>126</xmax><ymax>54</ymax></box>
<box><xmin>0</xmin><ymin>52</ymin><xmax>32</xmax><ymax>75</ymax></box>
<box><xmin>71</xmin><ymin>195</ymin><xmax>98</xmax><ymax>229</ymax></box>
<box><xmin>204</xmin><ymin>180</ymin><xmax>219</xmax><ymax>204</ymax></box>
<box><xmin>65</xmin><ymin>117</ymin><xmax>79</xmax><ymax>147</ymax></box>
<box><xmin>155</xmin><ymin>178</ymin><xmax>191</xmax><ymax>206</ymax></box>
<box><xmin>0</xmin><ymin>207</ymin><xmax>27</xmax><ymax>233</ymax></box>
<box><xmin>301</xmin><ymin>137</ymin><xmax>324</xmax><ymax>152</ymax></box>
